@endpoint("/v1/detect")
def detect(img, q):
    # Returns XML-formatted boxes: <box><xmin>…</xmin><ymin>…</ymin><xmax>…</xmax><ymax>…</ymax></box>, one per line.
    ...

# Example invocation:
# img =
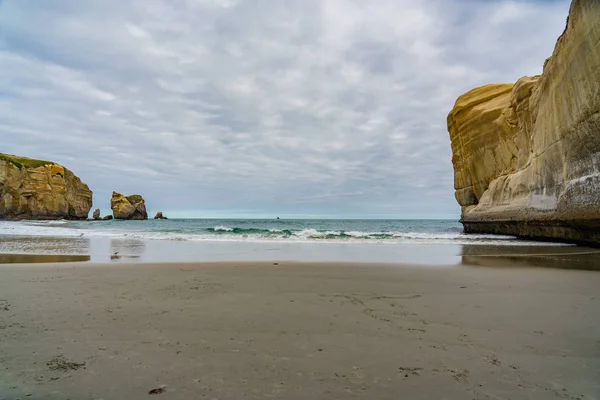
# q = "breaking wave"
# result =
<box><xmin>0</xmin><ymin>221</ymin><xmax>572</xmax><ymax>246</ymax></box>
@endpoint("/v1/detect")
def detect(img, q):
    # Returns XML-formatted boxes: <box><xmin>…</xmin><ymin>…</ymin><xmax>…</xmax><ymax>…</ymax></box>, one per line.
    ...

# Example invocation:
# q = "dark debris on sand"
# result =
<box><xmin>148</xmin><ymin>385</ymin><xmax>167</xmax><ymax>395</ymax></box>
<box><xmin>47</xmin><ymin>355</ymin><xmax>86</xmax><ymax>372</ymax></box>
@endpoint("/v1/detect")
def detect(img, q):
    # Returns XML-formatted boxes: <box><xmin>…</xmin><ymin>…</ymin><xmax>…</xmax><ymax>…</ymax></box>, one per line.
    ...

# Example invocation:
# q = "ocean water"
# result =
<box><xmin>0</xmin><ymin>219</ymin><xmax>583</xmax><ymax>264</ymax></box>
<box><xmin>0</xmin><ymin>218</ymin><xmax>556</xmax><ymax>245</ymax></box>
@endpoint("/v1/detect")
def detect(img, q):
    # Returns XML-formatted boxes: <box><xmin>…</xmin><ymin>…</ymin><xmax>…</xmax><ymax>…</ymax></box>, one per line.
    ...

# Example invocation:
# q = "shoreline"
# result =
<box><xmin>1</xmin><ymin>235</ymin><xmax>600</xmax><ymax>270</ymax></box>
<box><xmin>1</xmin><ymin>233</ymin><xmax>596</xmax><ymax>264</ymax></box>
<box><xmin>0</xmin><ymin>261</ymin><xmax>598</xmax><ymax>399</ymax></box>
<box><xmin>2</xmin><ymin>251</ymin><xmax>600</xmax><ymax>270</ymax></box>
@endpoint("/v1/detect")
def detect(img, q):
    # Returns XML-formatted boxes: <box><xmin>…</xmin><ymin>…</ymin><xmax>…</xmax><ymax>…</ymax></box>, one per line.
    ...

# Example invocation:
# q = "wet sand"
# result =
<box><xmin>3</xmin><ymin>235</ymin><xmax>600</xmax><ymax>267</ymax></box>
<box><xmin>0</xmin><ymin>254</ymin><xmax>90</xmax><ymax>264</ymax></box>
<box><xmin>0</xmin><ymin>261</ymin><xmax>599</xmax><ymax>399</ymax></box>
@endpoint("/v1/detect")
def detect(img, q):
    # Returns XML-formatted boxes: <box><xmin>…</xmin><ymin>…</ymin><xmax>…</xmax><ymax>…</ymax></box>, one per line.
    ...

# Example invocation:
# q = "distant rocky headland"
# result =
<box><xmin>0</xmin><ymin>154</ymin><xmax>92</xmax><ymax>220</ymax></box>
<box><xmin>0</xmin><ymin>153</ymin><xmax>162</xmax><ymax>221</ymax></box>
<box><xmin>448</xmin><ymin>0</ymin><xmax>600</xmax><ymax>245</ymax></box>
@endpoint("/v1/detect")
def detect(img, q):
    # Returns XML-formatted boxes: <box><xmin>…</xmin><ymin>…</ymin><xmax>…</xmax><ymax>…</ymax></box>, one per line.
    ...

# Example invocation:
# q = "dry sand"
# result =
<box><xmin>0</xmin><ymin>261</ymin><xmax>599</xmax><ymax>399</ymax></box>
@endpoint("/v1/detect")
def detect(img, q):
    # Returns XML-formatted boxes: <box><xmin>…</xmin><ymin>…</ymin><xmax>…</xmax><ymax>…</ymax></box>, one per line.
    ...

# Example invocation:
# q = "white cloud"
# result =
<box><xmin>0</xmin><ymin>0</ymin><xmax>571</xmax><ymax>218</ymax></box>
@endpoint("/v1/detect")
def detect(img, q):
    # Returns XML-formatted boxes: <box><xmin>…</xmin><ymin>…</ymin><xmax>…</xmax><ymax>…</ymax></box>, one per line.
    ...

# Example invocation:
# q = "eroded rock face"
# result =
<box><xmin>447</xmin><ymin>0</ymin><xmax>600</xmax><ymax>245</ymax></box>
<box><xmin>92</xmin><ymin>208</ymin><xmax>101</xmax><ymax>220</ymax></box>
<box><xmin>0</xmin><ymin>154</ymin><xmax>92</xmax><ymax>220</ymax></box>
<box><xmin>111</xmin><ymin>192</ymin><xmax>148</xmax><ymax>220</ymax></box>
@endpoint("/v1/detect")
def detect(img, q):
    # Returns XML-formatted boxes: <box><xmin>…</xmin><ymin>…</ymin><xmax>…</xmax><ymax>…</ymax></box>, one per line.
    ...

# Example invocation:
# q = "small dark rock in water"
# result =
<box><xmin>154</xmin><ymin>212</ymin><xmax>168</xmax><ymax>220</ymax></box>
<box><xmin>273</xmin><ymin>263</ymin><xmax>279</xmax><ymax>265</ymax></box>
<box><xmin>148</xmin><ymin>385</ymin><xmax>167</xmax><ymax>395</ymax></box>
<box><xmin>92</xmin><ymin>208</ymin><xmax>101</xmax><ymax>220</ymax></box>
<box><xmin>103</xmin><ymin>215</ymin><xmax>113</xmax><ymax>220</ymax></box>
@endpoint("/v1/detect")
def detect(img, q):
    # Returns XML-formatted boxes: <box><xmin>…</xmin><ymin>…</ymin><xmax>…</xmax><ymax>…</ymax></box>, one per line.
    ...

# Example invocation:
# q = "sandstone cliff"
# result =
<box><xmin>0</xmin><ymin>154</ymin><xmax>92</xmax><ymax>220</ymax></box>
<box><xmin>111</xmin><ymin>192</ymin><xmax>148</xmax><ymax>220</ymax></box>
<box><xmin>447</xmin><ymin>0</ymin><xmax>600</xmax><ymax>244</ymax></box>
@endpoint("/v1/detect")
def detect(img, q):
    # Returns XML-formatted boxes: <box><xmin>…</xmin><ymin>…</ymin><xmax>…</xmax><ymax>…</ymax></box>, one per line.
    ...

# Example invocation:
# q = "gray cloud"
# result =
<box><xmin>0</xmin><ymin>0</ymin><xmax>570</xmax><ymax>218</ymax></box>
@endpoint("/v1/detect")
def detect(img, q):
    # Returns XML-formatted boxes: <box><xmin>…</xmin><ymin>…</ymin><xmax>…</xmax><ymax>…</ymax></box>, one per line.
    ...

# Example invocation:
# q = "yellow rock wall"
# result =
<box><xmin>110</xmin><ymin>192</ymin><xmax>148</xmax><ymax>220</ymax></box>
<box><xmin>0</xmin><ymin>155</ymin><xmax>92</xmax><ymax>220</ymax></box>
<box><xmin>448</xmin><ymin>0</ymin><xmax>600</xmax><ymax>243</ymax></box>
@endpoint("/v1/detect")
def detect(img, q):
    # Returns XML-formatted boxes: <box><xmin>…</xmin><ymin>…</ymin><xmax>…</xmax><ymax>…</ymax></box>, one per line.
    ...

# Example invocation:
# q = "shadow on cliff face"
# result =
<box><xmin>460</xmin><ymin>244</ymin><xmax>600</xmax><ymax>271</ymax></box>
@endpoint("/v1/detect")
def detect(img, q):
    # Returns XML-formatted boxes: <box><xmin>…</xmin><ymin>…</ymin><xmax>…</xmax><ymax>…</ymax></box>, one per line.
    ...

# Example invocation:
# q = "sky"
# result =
<box><xmin>0</xmin><ymin>0</ymin><xmax>571</xmax><ymax>219</ymax></box>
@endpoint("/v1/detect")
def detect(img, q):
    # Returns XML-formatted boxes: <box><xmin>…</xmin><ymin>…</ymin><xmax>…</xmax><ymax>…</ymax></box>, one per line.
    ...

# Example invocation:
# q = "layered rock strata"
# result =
<box><xmin>111</xmin><ymin>192</ymin><xmax>148</xmax><ymax>220</ymax></box>
<box><xmin>0</xmin><ymin>154</ymin><xmax>92</xmax><ymax>220</ymax></box>
<box><xmin>447</xmin><ymin>0</ymin><xmax>600</xmax><ymax>245</ymax></box>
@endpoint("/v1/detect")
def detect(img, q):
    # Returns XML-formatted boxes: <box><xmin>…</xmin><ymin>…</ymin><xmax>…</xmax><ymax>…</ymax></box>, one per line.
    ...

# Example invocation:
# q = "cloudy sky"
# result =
<box><xmin>0</xmin><ymin>0</ymin><xmax>570</xmax><ymax>219</ymax></box>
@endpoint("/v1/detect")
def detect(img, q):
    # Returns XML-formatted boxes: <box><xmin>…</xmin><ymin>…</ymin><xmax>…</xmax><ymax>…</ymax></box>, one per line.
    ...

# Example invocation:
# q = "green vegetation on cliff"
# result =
<box><xmin>126</xmin><ymin>194</ymin><xmax>144</xmax><ymax>203</ymax></box>
<box><xmin>0</xmin><ymin>154</ymin><xmax>53</xmax><ymax>170</ymax></box>
<box><xmin>0</xmin><ymin>153</ymin><xmax>92</xmax><ymax>220</ymax></box>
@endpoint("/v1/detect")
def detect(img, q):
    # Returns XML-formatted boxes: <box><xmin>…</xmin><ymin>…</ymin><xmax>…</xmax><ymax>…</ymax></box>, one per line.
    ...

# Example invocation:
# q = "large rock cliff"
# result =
<box><xmin>448</xmin><ymin>0</ymin><xmax>600</xmax><ymax>245</ymax></box>
<box><xmin>0</xmin><ymin>154</ymin><xmax>93</xmax><ymax>220</ymax></box>
<box><xmin>111</xmin><ymin>192</ymin><xmax>148</xmax><ymax>220</ymax></box>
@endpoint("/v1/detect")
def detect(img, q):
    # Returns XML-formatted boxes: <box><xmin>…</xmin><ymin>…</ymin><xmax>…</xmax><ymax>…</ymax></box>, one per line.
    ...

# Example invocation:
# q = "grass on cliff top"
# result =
<box><xmin>0</xmin><ymin>154</ymin><xmax>54</xmax><ymax>169</ymax></box>
<box><xmin>126</xmin><ymin>194</ymin><xmax>144</xmax><ymax>203</ymax></box>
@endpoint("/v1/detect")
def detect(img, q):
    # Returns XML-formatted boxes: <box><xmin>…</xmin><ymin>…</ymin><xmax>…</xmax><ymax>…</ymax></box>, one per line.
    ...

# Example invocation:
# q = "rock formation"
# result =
<box><xmin>447</xmin><ymin>0</ymin><xmax>600</xmax><ymax>245</ymax></box>
<box><xmin>110</xmin><ymin>192</ymin><xmax>148</xmax><ymax>220</ymax></box>
<box><xmin>0</xmin><ymin>154</ymin><xmax>92</xmax><ymax>220</ymax></box>
<box><xmin>102</xmin><ymin>215</ymin><xmax>113</xmax><ymax>221</ymax></box>
<box><xmin>92</xmin><ymin>208</ymin><xmax>101</xmax><ymax>220</ymax></box>
<box><xmin>154</xmin><ymin>212</ymin><xmax>168</xmax><ymax>220</ymax></box>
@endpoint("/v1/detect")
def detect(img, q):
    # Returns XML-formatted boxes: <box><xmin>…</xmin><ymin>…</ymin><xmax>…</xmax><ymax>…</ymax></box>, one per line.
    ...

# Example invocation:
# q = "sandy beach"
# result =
<box><xmin>2</xmin><ymin>0</ymin><xmax>600</xmax><ymax>399</ymax></box>
<box><xmin>0</xmin><ymin>261</ymin><xmax>598</xmax><ymax>399</ymax></box>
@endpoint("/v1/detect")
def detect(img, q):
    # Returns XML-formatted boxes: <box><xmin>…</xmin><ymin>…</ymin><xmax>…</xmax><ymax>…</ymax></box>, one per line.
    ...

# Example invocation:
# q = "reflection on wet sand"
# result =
<box><xmin>109</xmin><ymin>239</ymin><xmax>145</xmax><ymax>262</ymax></box>
<box><xmin>0</xmin><ymin>236</ymin><xmax>90</xmax><ymax>255</ymax></box>
<box><xmin>1</xmin><ymin>234</ymin><xmax>599</xmax><ymax>269</ymax></box>
<box><xmin>460</xmin><ymin>244</ymin><xmax>600</xmax><ymax>271</ymax></box>
<box><xmin>0</xmin><ymin>253</ymin><xmax>90</xmax><ymax>264</ymax></box>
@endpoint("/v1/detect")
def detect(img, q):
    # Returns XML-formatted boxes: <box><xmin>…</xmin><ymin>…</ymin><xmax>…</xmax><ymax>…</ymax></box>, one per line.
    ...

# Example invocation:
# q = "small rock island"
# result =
<box><xmin>154</xmin><ymin>212</ymin><xmax>168</xmax><ymax>220</ymax></box>
<box><xmin>110</xmin><ymin>192</ymin><xmax>148</xmax><ymax>220</ymax></box>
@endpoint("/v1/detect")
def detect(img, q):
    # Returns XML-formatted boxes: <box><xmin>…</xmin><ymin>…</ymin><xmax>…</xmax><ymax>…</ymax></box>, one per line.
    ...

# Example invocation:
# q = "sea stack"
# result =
<box><xmin>92</xmin><ymin>208</ymin><xmax>101</xmax><ymax>220</ymax></box>
<box><xmin>0</xmin><ymin>153</ymin><xmax>92</xmax><ymax>220</ymax></box>
<box><xmin>110</xmin><ymin>192</ymin><xmax>148</xmax><ymax>220</ymax></box>
<box><xmin>447</xmin><ymin>0</ymin><xmax>600</xmax><ymax>245</ymax></box>
<box><xmin>154</xmin><ymin>212</ymin><xmax>168</xmax><ymax>220</ymax></box>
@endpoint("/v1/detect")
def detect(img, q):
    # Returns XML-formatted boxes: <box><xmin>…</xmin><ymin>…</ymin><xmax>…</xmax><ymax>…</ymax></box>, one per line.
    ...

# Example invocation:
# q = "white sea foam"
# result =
<box><xmin>345</xmin><ymin>231</ymin><xmax>370</xmax><ymax>237</ymax></box>
<box><xmin>0</xmin><ymin>221</ymin><xmax>84</xmax><ymax>237</ymax></box>
<box><xmin>292</xmin><ymin>229</ymin><xmax>320</xmax><ymax>237</ymax></box>
<box><xmin>212</xmin><ymin>226</ymin><xmax>233</xmax><ymax>232</ymax></box>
